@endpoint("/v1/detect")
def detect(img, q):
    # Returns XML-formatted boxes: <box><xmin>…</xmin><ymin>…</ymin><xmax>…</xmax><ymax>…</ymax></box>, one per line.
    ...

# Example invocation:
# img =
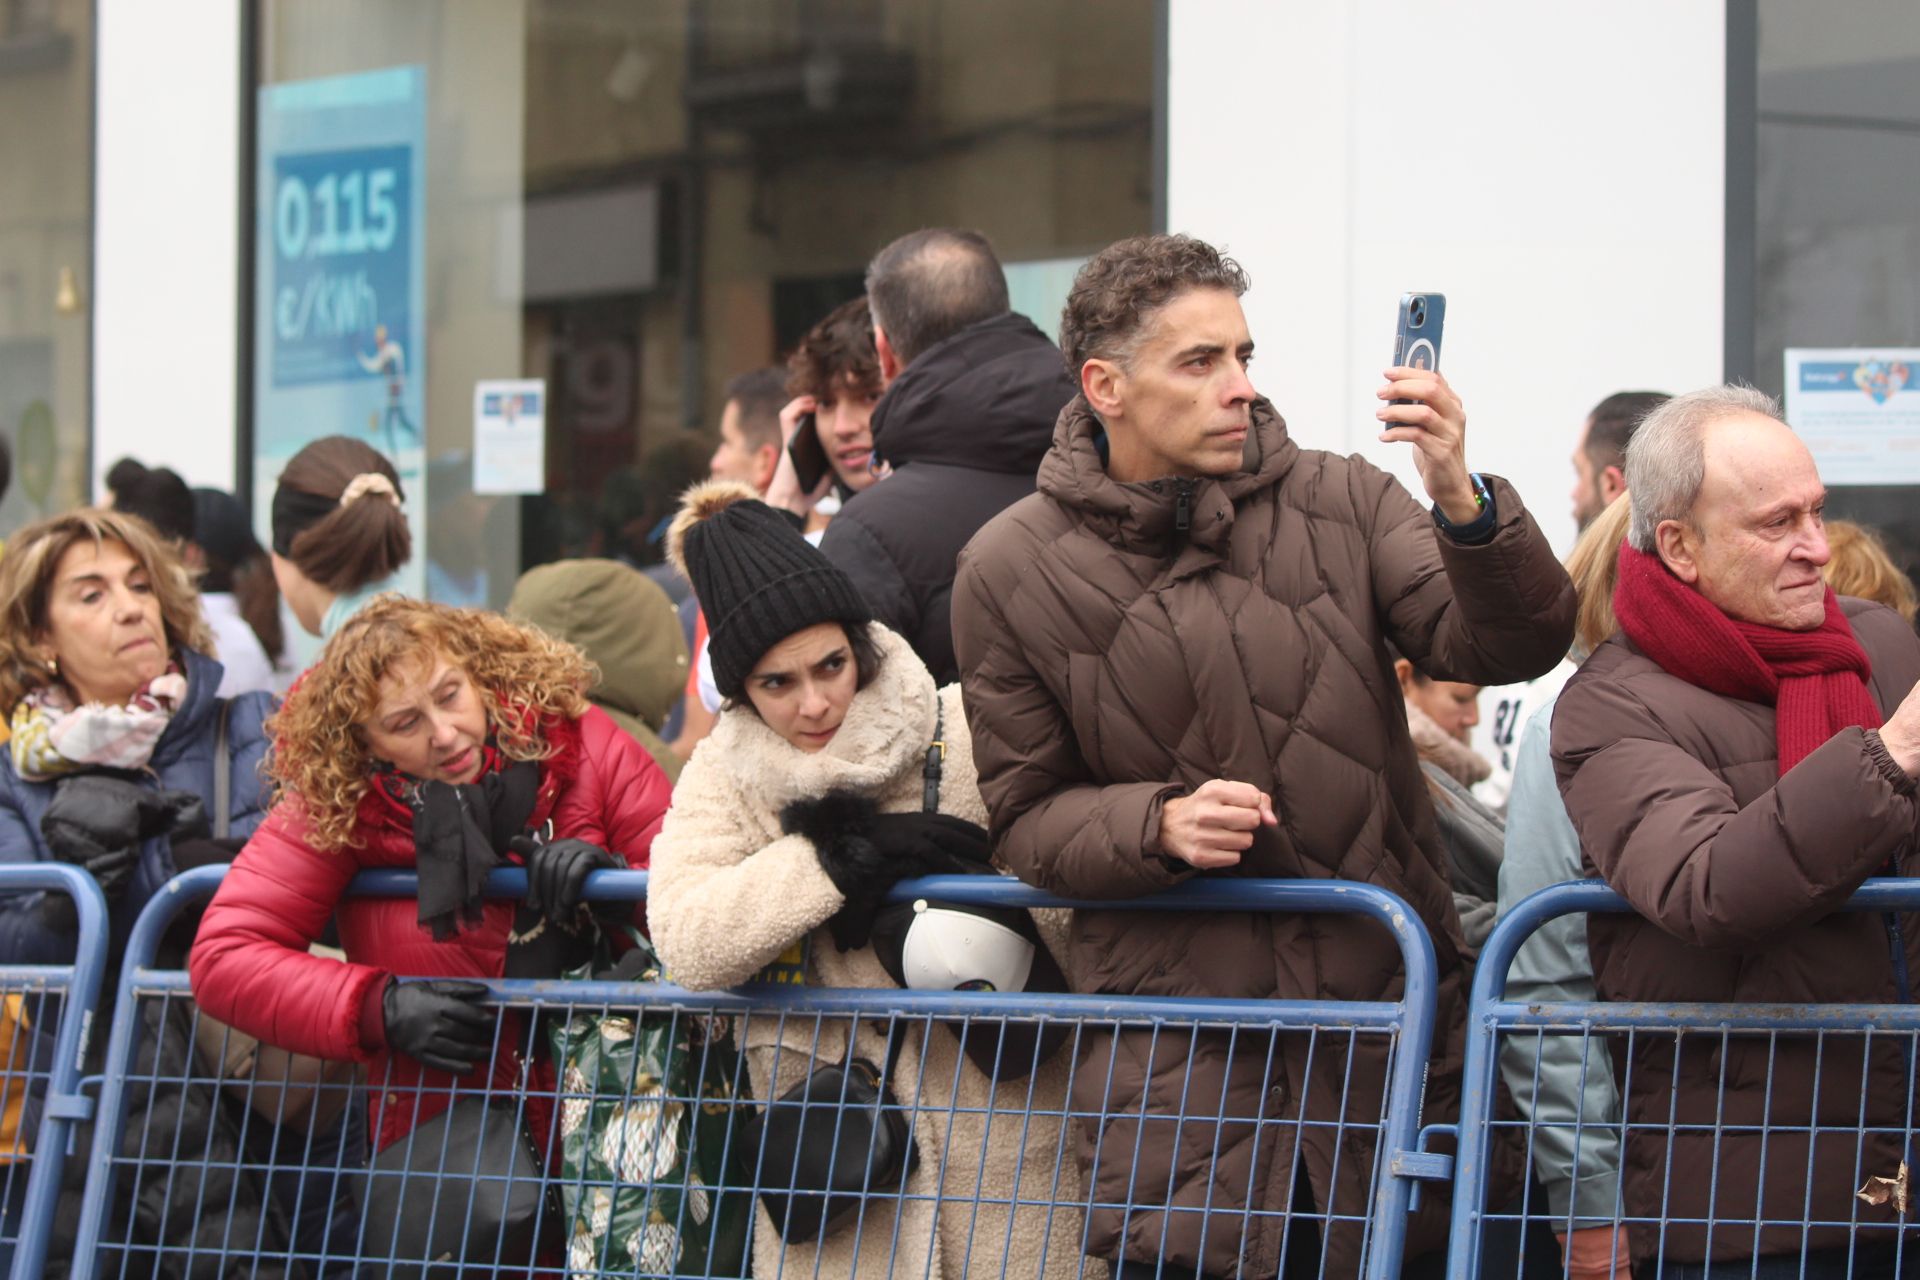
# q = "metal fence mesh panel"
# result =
<box><xmin>0</xmin><ymin>983</ymin><xmax>63</xmax><ymax>1258</ymax></box>
<box><xmin>0</xmin><ymin>865</ymin><xmax>112</xmax><ymax>1280</ymax></box>
<box><xmin>71</xmin><ymin>868</ymin><xmax>1439</xmax><ymax>1279</ymax></box>
<box><xmin>1449</xmin><ymin>878</ymin><xmax>1920</xmax><ymax>1280</ymax></box>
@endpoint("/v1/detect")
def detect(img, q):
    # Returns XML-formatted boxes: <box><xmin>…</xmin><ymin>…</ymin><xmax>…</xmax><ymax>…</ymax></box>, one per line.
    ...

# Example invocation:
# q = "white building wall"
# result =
<box><xmin>1167</xmin><ymin>0</ymin><xmax>1729</xmax><ymax>555</ymax></box>
<box><xmin>87</xmin><ymin>2</ymin><xmax>1728</xmax><ymax>541</ymax></box>
<box><xmin>92</xmin><ymin>0</ymin><xmax>243</xmax><ymax>497</ymax></box>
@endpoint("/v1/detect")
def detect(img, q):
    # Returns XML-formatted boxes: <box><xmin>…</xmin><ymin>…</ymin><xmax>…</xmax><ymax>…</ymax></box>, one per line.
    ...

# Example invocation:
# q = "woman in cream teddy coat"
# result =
<box><xmin>646</xmin><ymin>483</ymin><xmax>1088</xmax><ymax>1280</ymax></box>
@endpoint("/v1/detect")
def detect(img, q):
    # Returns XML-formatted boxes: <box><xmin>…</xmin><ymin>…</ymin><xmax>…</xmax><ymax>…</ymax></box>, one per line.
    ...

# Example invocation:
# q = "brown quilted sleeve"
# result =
<box><xmin>953</xmin><ymin>530</ymin><xmax>1190</xmax><ymax>900</ymax></box>
<box><xmin>1551</xmin><ymin>661</ymin><xmax>1916</xmax><ymax>948</ymax></box>
<box><xmin>1357</xmin><ymin>461</ymin><xmax>1575</xmax><ymax>686</ymax></box>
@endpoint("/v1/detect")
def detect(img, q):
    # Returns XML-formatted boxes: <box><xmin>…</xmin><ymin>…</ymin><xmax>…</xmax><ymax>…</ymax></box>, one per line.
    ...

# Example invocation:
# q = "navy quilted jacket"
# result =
<box><xmin>0</xmin><ymin>647</ymin><xmax>273</xmax><ymax>962</ymax></box>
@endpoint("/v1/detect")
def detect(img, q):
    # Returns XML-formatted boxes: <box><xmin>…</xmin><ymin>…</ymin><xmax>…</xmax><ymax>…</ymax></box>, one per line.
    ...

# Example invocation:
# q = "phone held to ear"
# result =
<box><xmin>1390</xmin><ymin>293</ymin><xmax>1446</xmax><ymax>407</ymax></box>
<box><xmin>787</xmin><ymin>413</ymin><xmax>831</xmax><ymax>492</ymax></box>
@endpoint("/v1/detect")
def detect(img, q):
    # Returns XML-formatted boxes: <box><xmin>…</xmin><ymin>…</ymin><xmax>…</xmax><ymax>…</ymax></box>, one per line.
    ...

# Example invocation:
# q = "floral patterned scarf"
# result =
<box><xmin>8</xmin><ymin>667</ymin><xmax>188</xmax><ymax>782</ymax></box>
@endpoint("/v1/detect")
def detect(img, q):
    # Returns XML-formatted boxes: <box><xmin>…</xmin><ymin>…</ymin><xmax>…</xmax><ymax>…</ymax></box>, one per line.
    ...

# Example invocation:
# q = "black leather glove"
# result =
<box><xmin>381</xmin><ymin>979</ymin><xmax>494</xmax><ymax>1075</ymax></box>
<box><xmin>43</xmin><ymin>775</ymin><xmax>208</xmax><ymax>851</ymax></box>
<box><xmin>519</xmin><ymin>837</ymin><xmax>623</xmax><ymax>923</ymax></box>
<box><xmin>782</xmin><ymin>791</ymin><xmax>994</xmax><ymax>951</ymax></box>
<box><xmin>144</xmin><ymin>789</ymin><xmax>212</xmax><ymax>843</ymax></box>
<box><xmin>41</xmin><ymin>777</ymin><xmax>214</xmax><ymax>915</ymax></box>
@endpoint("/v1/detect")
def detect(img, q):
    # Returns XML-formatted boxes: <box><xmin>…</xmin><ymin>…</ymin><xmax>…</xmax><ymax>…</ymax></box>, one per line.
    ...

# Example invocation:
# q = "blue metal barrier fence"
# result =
<box><xmin>1446</xmin><ymin>877</ymin><xmax>1920</xmax><ymax>1279</ymax></box>
<box><xmin>0</xmin><ymin>864</ymin><xmax>110</xmax><ymax>1280</ymax></box>
<box><xmin>69</xmin><ymin>867</ymin><xmax>1440</xmax><ymax>1279</ymax></box>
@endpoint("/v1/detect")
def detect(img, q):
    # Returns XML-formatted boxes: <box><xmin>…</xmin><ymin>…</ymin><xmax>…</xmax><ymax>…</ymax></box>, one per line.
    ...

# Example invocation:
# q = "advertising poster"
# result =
<box><xmin>1783</xmin><ymin>348</ymin><xmax>1920</xmax><ymax>486</ymax></box>
<box><xmin>253</xmin><ymin>65</ymin><xmax>428</xmax><ymax>640</ymax></box>
<box><xmin>472</xmin><ymin>379</ymin><xmax>546</xmax><ymax>495</ymax></box>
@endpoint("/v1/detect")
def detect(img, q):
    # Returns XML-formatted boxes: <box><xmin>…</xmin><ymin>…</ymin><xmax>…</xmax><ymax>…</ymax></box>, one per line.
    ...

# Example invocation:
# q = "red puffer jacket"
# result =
<box><xmin>189</xmin><ymin>707</ymin><xmax>670</xmax><ymax>1153</ymax></box>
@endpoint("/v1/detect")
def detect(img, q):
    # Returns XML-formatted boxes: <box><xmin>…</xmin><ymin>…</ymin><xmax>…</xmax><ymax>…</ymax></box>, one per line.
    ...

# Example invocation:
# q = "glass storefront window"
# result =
<box><xmin>1754</xmin><ymin>1</ymin><xmax>1920</xmax><ymax>580</ymax></box>
<box><xmin>0</xmin><ymin>0</ymin><xmax>91</xmax><ymax>534</ymax></box>
<box><xmin>254</xmin><ymin>0</ymin><xmax>1155</xmax><ymax>611</ymax></box>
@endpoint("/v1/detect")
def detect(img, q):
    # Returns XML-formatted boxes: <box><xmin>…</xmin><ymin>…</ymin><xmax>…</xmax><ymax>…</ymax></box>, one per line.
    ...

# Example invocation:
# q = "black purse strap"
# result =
<box><xmin>213</xmin><ymin>699</ymin><xmax>232</xmax><ymax>841</ymax></box>
<box><xmin>922</xmin><ymin>699</ymin><xmax>944</xmax><ymax>815</ymax></box>
<box><xmin>851</xmin><ymin>1016</ymin><xmax>912</xmax><ymax>1096</ymax></box>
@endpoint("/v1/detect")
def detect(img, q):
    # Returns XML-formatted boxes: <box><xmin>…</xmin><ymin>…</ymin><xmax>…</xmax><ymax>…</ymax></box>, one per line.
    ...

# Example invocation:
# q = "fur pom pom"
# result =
<box><xmin>664</xmin><ymin>479</ymin><xmax>761</xmax><ymax>579</ymax></box>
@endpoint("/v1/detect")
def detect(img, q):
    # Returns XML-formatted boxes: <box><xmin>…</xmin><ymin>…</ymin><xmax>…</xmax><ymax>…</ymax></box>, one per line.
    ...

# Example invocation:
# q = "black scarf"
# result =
<box><xmin>405</xmin><ymin>760</ymin><xmax>540</xmax><ymax>941</ymax></box>
<box><xmin>390</xmin><ymin>756</ymin><xmax>597</xmax><ymax>977</ymax></box>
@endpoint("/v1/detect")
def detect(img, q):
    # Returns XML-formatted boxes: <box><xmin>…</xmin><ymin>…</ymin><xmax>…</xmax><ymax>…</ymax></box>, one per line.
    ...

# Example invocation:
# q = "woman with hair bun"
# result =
<box><xmin>269</xmin><ymin>436</ymin><xmax>413</xmax><ymax>640</ymax></box>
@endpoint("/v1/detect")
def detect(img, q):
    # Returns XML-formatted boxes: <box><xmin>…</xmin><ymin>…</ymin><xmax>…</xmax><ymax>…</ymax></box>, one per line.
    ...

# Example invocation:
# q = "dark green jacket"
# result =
<box><xmin>508</xmin><ymin>558</ymin><xmax>687</xmax><ymax>783</ymax></box>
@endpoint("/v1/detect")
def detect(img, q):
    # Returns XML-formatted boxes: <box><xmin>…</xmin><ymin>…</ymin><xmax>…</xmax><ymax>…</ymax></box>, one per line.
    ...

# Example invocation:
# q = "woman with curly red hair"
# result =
<box><xmin>188</xmin><ymin>595</ymin><xmax>672</xmax><ymax>1161</ymax></box>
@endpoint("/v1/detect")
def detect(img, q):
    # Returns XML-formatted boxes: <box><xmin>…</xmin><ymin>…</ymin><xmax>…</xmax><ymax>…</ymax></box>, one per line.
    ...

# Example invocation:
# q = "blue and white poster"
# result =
<box><xmin>254</xmin><ymin>66</ymin><xmax>428</xmax><ymax>614</ymax></box>
<box><xmin>1784</xmin><ymin>347</ymin><xmax>1920</xmax><ymax>486</ymax></box>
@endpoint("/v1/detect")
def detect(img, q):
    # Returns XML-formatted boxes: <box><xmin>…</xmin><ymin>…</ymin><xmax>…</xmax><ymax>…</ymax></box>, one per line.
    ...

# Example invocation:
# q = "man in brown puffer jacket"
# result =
<box><xmin>953</xmin><ymin>234</ymin><xmax>1575</xmax><ymax>1278</ymax></box>
<box><xmin>1553</xmin><ymin>386</ymin><xmax>1920</xmax><ymax>1276</ymax></box>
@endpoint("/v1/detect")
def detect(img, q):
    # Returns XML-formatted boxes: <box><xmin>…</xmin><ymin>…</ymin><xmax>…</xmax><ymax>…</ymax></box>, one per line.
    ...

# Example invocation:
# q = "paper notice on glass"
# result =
<box><xmin>1783</xmin><ymin>349</ymin><xmax>1920</xmax><ymax>486</ymax></box>
<box><xmin>472</xmin><ymin>379</ymin><xmax>545</xmax><ymax>494</ymax></box>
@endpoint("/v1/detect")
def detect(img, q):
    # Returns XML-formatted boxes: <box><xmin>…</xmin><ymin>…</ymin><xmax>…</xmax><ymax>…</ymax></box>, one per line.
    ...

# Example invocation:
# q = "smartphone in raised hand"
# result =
<box><xmin>1389</xmin><ymin>293</ymin><xmax>1446</xmax><ymax>405</ymax></box>
<box><xmin>785</xmin><ymin>412</ymin><xmax>832</xmax><ymax>492</ymax></box>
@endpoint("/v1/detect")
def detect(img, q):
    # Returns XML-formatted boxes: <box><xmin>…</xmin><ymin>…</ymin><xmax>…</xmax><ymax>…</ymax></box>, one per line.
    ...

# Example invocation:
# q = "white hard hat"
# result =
<box><xmin>897</xmin><ymin>900</ymin><xmax>1037</xmax><ymax>994</ymax></box>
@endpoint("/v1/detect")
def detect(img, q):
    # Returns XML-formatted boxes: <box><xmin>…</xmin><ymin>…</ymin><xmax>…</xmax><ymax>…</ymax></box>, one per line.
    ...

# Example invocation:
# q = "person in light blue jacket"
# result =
<box><xmin>1495</xmin><ymin>492</ymin><xmax>1632</xmax><ymax>1278</ymax></box>
<box><xmin>267</xmin><ymin>435</ymin><xmax>412</xmax><ymax>643</ymax></box>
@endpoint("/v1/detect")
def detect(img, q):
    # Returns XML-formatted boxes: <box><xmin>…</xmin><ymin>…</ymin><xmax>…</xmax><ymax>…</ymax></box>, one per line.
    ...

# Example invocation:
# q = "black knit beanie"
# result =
<box><xmin>666</xmin><ymin>481</ymin><xmax>871</xmax><ymax>699</ymax></box>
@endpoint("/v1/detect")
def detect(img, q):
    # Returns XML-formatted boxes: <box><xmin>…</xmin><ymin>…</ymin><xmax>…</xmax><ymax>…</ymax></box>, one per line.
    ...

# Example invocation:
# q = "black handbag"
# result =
<box><xmin>357</xmin><ymin>1095</ymin><xmax>548</xmax><ymax>1279</ymax></box>
<box><xmin>738</xmin><ymin>1024</ymin><xmax>918</xmax><ymax>1243</ymax></box>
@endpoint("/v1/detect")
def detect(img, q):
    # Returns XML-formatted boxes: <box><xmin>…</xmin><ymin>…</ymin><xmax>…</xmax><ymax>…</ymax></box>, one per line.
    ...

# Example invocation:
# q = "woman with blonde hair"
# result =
<box><xmin>0</xmin><ymin>509</ymin><xmax>274</xmax><ymax>960</ymax></box>
<box><xmin>1495</xmin><ymin>491</ymin><xmax>1634</xmax><ymax>1280</ymax></box>
<box><xmin>1822</xmin><ymin>519</ymin><xmax>1918</xmax><ymax>623</ymax></box>
<box><xmin>189</xmin><ymin>596</ymin><xmax>673</xmax><ymax>1159</ymax></box>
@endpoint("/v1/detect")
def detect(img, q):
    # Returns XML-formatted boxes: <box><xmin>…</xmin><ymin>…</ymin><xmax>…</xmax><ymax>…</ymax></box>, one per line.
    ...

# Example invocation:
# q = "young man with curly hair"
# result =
<box><xmin>953</xmin><ymin>233</ymin><xmax>1576</xmax><ymax>1278</ymax></box>
<box><xmin>776</xmin><ymin>295</ymin><xmax>886</xmax><ymax>521</ymax></box>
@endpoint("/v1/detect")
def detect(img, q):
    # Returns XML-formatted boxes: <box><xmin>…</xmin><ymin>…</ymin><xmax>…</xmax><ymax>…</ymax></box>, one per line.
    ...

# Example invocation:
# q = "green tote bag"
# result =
<box><xmin>549</xmin><ymin>931</ymin><xmax>752</xmax><ymax>1277</ymax></box>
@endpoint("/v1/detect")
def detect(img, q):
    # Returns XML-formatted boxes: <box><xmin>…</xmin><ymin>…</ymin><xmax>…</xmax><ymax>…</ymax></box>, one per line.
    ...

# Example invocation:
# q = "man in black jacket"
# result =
<box><xmin>819</xmin><ymin>227</ymin><xmax>1077</xmax><ymax>683</ymax></box>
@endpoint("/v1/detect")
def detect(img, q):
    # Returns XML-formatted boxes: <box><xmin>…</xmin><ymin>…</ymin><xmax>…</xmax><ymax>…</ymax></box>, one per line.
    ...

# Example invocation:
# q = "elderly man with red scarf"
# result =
<box><xmin>1552</xmin><ymin>384</ymin><xmax>1920</xmax><ymax>1280</ymax></box>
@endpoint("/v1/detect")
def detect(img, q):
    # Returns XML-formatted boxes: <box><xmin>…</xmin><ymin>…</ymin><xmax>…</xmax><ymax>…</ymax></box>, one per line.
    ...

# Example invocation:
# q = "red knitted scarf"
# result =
<box><xmin>1612</xmin><ymin>544</ymin><xmax>1880</xmax><ymax>774</ymax></box>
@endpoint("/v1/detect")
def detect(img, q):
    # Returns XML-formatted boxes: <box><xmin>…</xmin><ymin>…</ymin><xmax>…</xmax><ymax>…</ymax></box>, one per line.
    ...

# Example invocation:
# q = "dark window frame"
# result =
<box><xmin>235</xmin><ymin>0</ymin><xmax>257</xmax><ymax>503</ymax></box>
<box><xmin>1724</xmin><ymin>0</ymin><xmax>1757</xmax><ymax>385</ymax></box>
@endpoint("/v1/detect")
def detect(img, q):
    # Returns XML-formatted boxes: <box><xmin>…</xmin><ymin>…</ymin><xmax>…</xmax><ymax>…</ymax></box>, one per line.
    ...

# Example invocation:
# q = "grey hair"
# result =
<box><xmin>1623</xmin><ymin>384</ymin><xmax>1783</xmax><ymax>552</ymax></box>
<box><xmin>864</xmin><ymin>228</ymin><xmax>1009</xmax><ymax>367</ymax></box>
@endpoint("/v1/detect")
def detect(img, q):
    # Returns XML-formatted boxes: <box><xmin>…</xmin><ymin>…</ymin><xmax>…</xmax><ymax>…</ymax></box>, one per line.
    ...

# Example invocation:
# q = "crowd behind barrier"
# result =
<box><xmin>7</xmin><ymin>223</ymin><xmax>1912</xmax><ymax>1280</ymax></box>
<box><xmin>0</xmin><ymin>863</ymin><xmax>1914</xmax><ymax>1276</ymax></box>
<box><xmin>54</xmin><ymin>864</ymin><xmax>1450</xmax><ymax>1279</ymax></box>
